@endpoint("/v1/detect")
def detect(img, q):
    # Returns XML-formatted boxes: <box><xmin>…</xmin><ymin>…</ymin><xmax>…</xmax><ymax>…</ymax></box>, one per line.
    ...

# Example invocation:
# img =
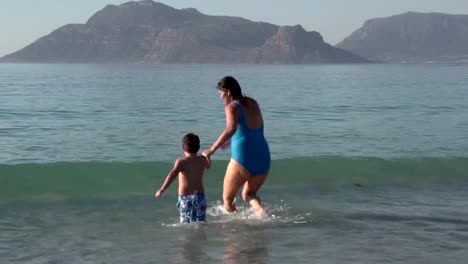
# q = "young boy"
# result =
<box><xmin>155</xmin><ymin>133</ymin><xmax>211</xmax><ymax>223</ymax></box>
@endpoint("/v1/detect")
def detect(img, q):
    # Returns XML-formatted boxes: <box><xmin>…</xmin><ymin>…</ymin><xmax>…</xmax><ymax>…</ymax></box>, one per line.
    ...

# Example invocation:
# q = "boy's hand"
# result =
<box><xmin>205</xmin><ymin>155</ymin><xmax>212</xmax><ymax>169</ymax></box>
<box><xmin>202</xmin><ymin>148</ymin><xmax>215</xmax><ymax>159</ymax></box>
<box><xmin>155</xmin><ymin>189</ymin><xmax>163</xmax><ymax>198</ymax></box>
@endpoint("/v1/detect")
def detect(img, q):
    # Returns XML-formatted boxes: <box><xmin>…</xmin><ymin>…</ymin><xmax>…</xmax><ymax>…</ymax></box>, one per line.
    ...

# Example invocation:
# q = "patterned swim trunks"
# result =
<box><xmin>177</xmin><ymin>193</ymin><xmax>207</xmax><ymax>223</ymax></box>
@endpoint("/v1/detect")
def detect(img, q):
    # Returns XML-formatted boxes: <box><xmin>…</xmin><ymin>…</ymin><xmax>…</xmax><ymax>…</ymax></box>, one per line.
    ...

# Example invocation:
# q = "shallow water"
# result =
<box><xmin>2</xmin><ymin>185</ymin><xmax>468</xmax><ymax>263</ymax></box>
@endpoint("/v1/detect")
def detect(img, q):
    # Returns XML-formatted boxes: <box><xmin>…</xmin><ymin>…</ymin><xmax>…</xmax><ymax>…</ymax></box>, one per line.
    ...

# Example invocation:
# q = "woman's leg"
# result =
<box><xmin>242</xmin><ymin>170</ymin><xmax>269</xmax><ymax>217</ymax></box>
<box><xmin>223</xmin><ymin>159</ymin><xmax>249</xmax><ymax>212</ymax></box>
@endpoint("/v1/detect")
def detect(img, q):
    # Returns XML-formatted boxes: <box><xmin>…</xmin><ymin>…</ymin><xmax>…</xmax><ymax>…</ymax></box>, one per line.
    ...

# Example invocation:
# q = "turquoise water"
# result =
<box><xmin>1</xmin><ymin>63</ymin><xmax>468</xmax><ymax>263</ymax></box>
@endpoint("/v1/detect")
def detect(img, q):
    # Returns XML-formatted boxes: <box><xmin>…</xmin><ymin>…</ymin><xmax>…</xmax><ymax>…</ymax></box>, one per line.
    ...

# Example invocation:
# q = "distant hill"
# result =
<box><xmin>0</xmin><ymin>0</ymin><xmax>366</xmax><ymax>64</ymax></box>
<box><xmin>337</xmin><ymin>12</ymin><xmax>468</xmax><ymax>63</ymax></box>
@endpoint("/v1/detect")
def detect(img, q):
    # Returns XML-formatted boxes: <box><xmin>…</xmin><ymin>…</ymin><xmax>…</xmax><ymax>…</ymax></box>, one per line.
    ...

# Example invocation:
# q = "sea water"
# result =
<box><xmin>1</xmin><ymin>63</ymin><xmax>468</xmax><ymax>263</ymax></box>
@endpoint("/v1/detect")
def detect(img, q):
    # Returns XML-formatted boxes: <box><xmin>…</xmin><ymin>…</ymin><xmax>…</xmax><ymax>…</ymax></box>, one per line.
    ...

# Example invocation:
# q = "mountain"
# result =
<box><xmin>337</xmin><ymin>12</ymin><xmax>468</xmax><ymax>63</ymax></box>
<box><xmin>253</xmin><ymin>25</ymin><xmax>366</xmax><ymax>63</ymax></box>
<box><xmin>1</xmin><ymin>0</ymin><xmax>367</xmax><ymax>64</ymax></box>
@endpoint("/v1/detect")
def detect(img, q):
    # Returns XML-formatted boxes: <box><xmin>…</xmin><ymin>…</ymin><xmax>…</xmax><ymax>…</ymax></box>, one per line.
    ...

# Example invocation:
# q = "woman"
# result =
<box><xmin>203</xmin><ymin>76</ymin><xmax>270</xmax><ymax>217</ymax></box>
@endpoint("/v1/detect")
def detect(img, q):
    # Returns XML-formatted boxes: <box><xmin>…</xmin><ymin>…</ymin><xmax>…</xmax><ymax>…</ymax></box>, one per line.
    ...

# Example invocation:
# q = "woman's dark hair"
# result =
<box><xmin>217</xmin><ymin>76</ymin><xmax>247</xmax><ymax>105</ymax></box>
<box><xmin>182</xmin><ymin>133</ymin><xmax>200</xmax><ymax>153</ymax></box>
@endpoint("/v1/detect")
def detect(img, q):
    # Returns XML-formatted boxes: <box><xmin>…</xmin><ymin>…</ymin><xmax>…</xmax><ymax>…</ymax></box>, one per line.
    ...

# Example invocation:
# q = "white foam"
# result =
<box><xmin>162</xmin><ymin>200</ymin><xmax>314</xmax><ymax>227</ymax></box>
<box><xmin>205</xmin><ymin>200</ymin><xmax>313</xmax><ymax>225</ymax></box>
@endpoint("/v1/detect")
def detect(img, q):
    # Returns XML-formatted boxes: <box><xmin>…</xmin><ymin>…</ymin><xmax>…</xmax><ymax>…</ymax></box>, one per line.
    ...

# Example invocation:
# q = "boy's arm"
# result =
<box><xmin>205</xmin><ymin>156</ymin><xmax>211</xmax><ymax>169</ymax></box>
<box><xmin>155</xmin><ymin>159</ymin><xmax>183</xmax><ymax>198</ymax></box>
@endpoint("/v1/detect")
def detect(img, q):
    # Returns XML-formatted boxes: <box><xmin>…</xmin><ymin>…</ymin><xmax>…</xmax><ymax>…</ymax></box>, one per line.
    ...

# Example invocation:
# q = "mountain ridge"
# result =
<box><xmin>1</xmin><ymin>0</ymin><xmax>367</xmax><ymax>64</ymax></box>
<box><xmin>337</xmin><ymin>12</ymin><xmax>468</xmax><ymax>63</ymax></box>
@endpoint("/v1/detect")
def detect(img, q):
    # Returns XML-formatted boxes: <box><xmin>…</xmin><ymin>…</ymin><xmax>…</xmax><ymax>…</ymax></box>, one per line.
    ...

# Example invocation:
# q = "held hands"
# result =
<box><xmin>202</xmin><ymin>149</ymin><xmax>213</xmax><ymax>169</ymax></box>
<box><xmin>202</xmin><ymin>148</ymin><xmax>215</xmax><ymax>159</ymax></box>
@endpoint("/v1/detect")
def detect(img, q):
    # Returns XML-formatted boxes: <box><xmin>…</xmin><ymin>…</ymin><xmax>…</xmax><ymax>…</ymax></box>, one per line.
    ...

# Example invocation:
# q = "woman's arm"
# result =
<box><xmin>203</xmin><ymin>103</ymin><xmax>238</xmax><ymax>157</ymax></box>
<box><xmin>220</xmin><ymin>139</ymin><xmax>231</xmax><ymax>150</ymax></box>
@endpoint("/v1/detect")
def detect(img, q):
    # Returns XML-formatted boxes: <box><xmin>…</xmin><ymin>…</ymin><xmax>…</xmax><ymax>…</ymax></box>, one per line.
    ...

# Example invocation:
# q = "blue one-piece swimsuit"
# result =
<box><xmin>231</xmin><ymin>101</ymin><xmax>271</xmax><ymax>176</ymax></box>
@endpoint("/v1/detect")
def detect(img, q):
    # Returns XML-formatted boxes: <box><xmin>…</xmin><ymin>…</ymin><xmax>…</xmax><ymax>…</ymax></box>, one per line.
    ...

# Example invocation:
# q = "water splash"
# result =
<box><xmin>206</xmin><ymin>199</ymin><xmax>313</xmax><ymax>225</ymax></box>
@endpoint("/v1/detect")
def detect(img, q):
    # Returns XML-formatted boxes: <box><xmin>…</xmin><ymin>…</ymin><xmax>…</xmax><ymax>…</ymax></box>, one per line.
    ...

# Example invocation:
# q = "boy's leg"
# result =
<box><xmin>177</xmin><ymin>196</ymin><xmax>192</xmax><ymax>223</ymax></box>
<box><xmin>195</xmin><ymin>193</ymin><xmax>207</xmax><ymax>222</ymax></box>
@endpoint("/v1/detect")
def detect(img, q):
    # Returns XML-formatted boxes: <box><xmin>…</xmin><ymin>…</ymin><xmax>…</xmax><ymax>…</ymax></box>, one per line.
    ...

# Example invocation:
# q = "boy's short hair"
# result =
<box><xmin>182</xmin><ymin>133</ymin><xmax>200</xmax><ymax>153</ymax></box>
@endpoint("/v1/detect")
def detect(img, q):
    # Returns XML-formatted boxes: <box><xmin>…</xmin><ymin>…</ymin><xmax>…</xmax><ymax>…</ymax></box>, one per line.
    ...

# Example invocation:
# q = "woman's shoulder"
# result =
<box><xmin>226</xmin><ymin>101</ymin><xmax>238</xmax><ymax>108</ymax></box>
<box><xmin>244</xmin><ymin>97</ymin><xmax>260</xmax><ymax>109</ymax></box>
<box><xmin>245</xmin><ymin>96</ymin><xmax>257</xmax><ymax>104</ymax></box>
<box><xmin>225</xmin><ymin>102</ymin><xmax>239</xmax><ymax>113</ymax></box>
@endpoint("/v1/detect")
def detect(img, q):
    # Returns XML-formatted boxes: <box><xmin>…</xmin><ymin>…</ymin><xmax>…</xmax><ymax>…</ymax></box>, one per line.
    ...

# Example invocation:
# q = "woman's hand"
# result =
<box><xmin>202</xmin><ymin>148</ymin><xmax>215</xmax><ymax>159</ymax></box>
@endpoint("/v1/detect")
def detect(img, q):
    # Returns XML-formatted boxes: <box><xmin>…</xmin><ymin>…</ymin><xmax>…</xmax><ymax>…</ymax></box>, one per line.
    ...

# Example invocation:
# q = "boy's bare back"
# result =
<box><xmin>177</xmin><ymin>155</ymin><xmax>210</xmax><ymax>195</ymax></box>
<box><xmin>154</xmin><ymin>133</ymin><xmax>210</xmax><ymax>199</ymax></box>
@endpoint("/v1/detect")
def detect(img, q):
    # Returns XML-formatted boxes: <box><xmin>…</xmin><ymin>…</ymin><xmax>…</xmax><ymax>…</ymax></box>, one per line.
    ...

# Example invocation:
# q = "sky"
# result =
<box><xmin>1</xmin><ymin>0</ymin><xmax>468</xmax><ymax>57</ymax></box>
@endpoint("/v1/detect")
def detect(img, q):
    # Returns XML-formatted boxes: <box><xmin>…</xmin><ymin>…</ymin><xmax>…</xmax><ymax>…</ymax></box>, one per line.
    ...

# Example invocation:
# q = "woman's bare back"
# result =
<box><xmin>239</xmin><ymin>97</ymin><xmax>264</xmax><ymax>130</ymax></box>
